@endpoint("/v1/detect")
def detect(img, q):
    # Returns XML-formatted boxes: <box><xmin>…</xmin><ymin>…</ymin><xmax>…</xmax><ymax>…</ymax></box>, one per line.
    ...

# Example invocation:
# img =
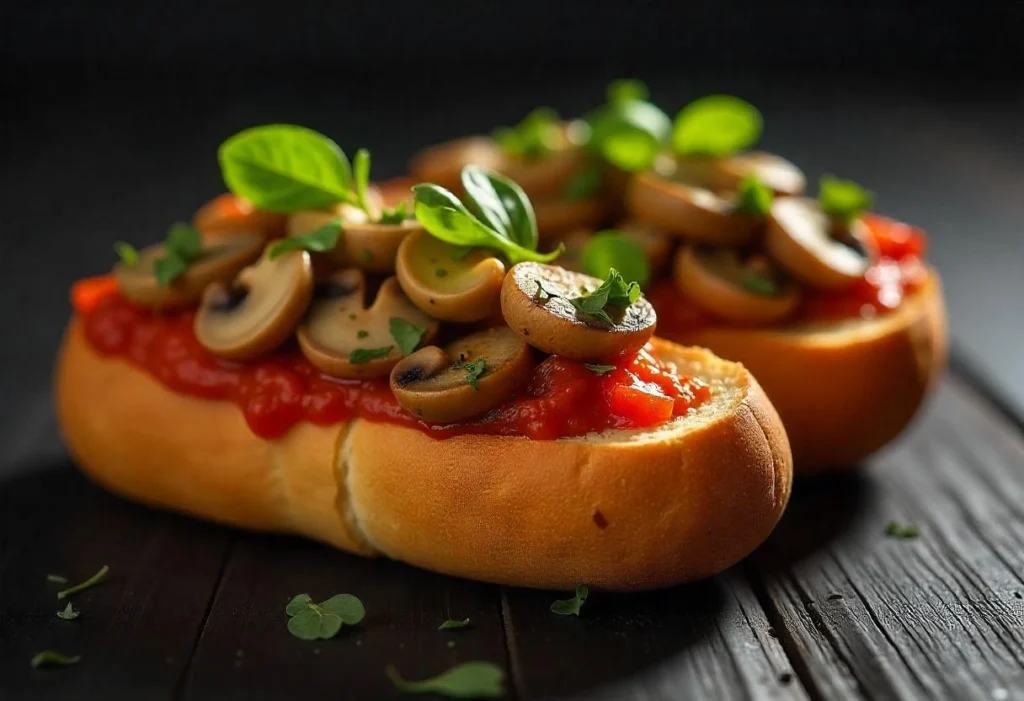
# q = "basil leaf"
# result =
<box><xmin>166</xmin><ymin>222</ymin><xmax>203</xmax><ymax>260</ymax></box>
<box><xmin>672</xmin><ymin>95</ymin><xmax>762</xmax><ymax>157</ymax></box>
<box><xmin>219</xmin><ymin>124</ymin><xmax>354</xmax><ymax>213</ymax></box>
<box><xmin>734</xmin><ymin>174</ymin><xmax>774</xmax><ymax>216</ymax></box>
<box><xmin>350</xmin><ymin>347</ymin><xmax>394</xmax><ymax>364</ymax></box>
<box><xmin>31</xmin><ymin>651</ymin><xmax>81</xmax><ymax>669</ymax></box>
<box><xmin>354</xmin><ymin>148</ymin><xmax>371</xmax><ymax>214</ymax></box>
<box><xmin>581</xmin><ymin>231</ymin><xmax>650</xmax><ymax>287</ymax></box>
<box><xmin>386</xmin><ymin>661</ymin><xmax>506</xmax><ymax>699</ymax></box>
<box><xmin>585</xmin><ymin>89</ymin><xmax>671</xmax><ymax>172</ymax></box>
<box><xmin>607</xmin><ymin>78</ymin><xmax>649</xmax><ymax>104</ymax></box>
<box><xmin>583</xmin><ymin>363</ymin><xmax>616</xmax><ymax>376</ymax></box>
<box><xmin>438</xmin><ymin>618</ymin><xmax>471</xmax><ymax>630</ymax></box>
<box><xmin>389</xmin><ymin>318</ymin><xmax>426</xmax><ymax>357</ymax></box>
<box><xmin>113</xmin><ymin>241</ymin><xmax>139</xmax><ymax>266</ymax></box>
<box><xmin>550</xmin><ymin>584</ymin><xmax>589</xmax><ymax>616</ymax></box>
<box><xmin>818</xmin><ymin>175</ymin><xmax>873</xmax><ymax>225</ymax></box>
<box><xmin>563</xmin><ymin>163</ymin><xmax>604</xmax><ymax>201</ymax></box>
<box><xmin>56</xmin><ymin>565</ymin><xmax>109</xmax><ymax>600</ymax></box>
<box><xmin>379</xmin><ymin>201</ymin><xmax>409</xmax><ymax>225</ymax></box>
<box><xmin>461</xmin><ymin>166</ymin><xmax>538</xmax><ymax>250</ymax></box>
<box><xmin>269</xmin><ymin>218</ymin><xmax>341</xmax><ymax>259</ymax></box>
<box><xmin>493</xmin><ymin>107</ymin><xmax>560</xmax><ymax>160</ymax></box>
<box><xmin>412</xmin><ymin>182</ymin><xmax>561</xmax><ymax>265</ymax></box>
<box><xmin>463</xmin><ymin>359</ymin><xmax>486</xmax><ymax>390</ymax></box>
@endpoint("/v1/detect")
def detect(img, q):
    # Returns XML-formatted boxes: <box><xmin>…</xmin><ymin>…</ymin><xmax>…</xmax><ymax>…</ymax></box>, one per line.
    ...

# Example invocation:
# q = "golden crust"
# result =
<box><xmin>56</xmin><ymin>324</ymin><xmax>791</xmax><ymax>590</ymax></box>
<box><xmin>662</xmin><ymin>271</ymin><xmax>947</xmax><ymax>472</ymax></box>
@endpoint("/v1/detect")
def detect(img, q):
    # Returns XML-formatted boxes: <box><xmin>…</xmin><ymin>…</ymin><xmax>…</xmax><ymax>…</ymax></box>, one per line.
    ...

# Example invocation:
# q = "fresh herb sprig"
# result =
<box><xmin>568</xmin><ymin>269</ymin><xmax>642</xmax><ymax>326</ymax></box>
<box><xmin>285</xmin><ymin>593</ymin><xmax>365</xmax><ymax>640</ymax></box>
<box><xmin>550</xmin><ymin>585</ymin><xmax>589</xmax><ymax>616</ymax></box>
<box><xmin>818</xmin><ymin>175</ymin><xmax>874</xmax><ymax>226</ymax></box>
<box><xmin>152</xmin><ymin>223</ymin><xmax>203</xmax><ymax>287</ymax></box>
<box><xmin>386</xmin><ymin>661</ymin><xmax>505</xmax><ymax>698</ymax></box>
<box><xmin>56</xmin><ymin>565</ymin><xmax>109</xmax><ymax>600</ymax></box>
<box><xmin>583</xmin><ymin>79</ymin><xmax>672</xmax><ymax>172</ymax></box>
<box><xmin>493</xmin><ymin>107</ymin><xmax>561</xmax><ymax>160</ymax></box>
<box><xmin>734</xmin><ymin>174</ymin><xmax>774</xmax><ymax>216</ymax></box>
<box><xmin>463</xmin><ymin>359</ymin><xmax>487</xmax><ymax>390</ymax></box>
<box><xmin>413</xmin><ymin>166</ymin><xmax>562</xmax><ymax>265</ymax></box>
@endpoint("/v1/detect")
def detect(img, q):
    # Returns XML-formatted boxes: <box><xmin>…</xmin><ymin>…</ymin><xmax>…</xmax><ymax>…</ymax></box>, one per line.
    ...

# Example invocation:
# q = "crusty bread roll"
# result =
<box><xmin>661</xmin><ymin>271</ymin><xmax>947</xmax><ymax>473</ymax></box>
<box><xmin>56</xmin><ymin>320</ymin><xmax>791</xmax><ymax>591</ymax></box>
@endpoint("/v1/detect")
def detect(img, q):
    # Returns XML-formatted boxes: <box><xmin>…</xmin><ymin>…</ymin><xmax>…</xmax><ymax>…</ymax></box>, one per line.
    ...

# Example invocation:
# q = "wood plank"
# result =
<box><xmin>752</xmin><ymin>375</ymin><xmax>1024</xmax><ymax>700</ymax></box>
<box><xmin>500</xmin><ymin>571</ymin><xmax>807</xmax><ymax>700</ymax></box>
<box><xmin>0</xmin><ymin>430</ymin><xmax>231</xmax><ymax>701</ymax></box>
<box><xmin>180</xmin><ymin>536</ymin><xmax>511</xmax><ymax>701</ymax></box>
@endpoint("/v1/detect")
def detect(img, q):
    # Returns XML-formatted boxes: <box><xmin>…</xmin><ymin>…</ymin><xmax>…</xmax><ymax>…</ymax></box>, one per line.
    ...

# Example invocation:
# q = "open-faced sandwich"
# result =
<box><xmin>56</xmin><ymin>125</ymin><xmax>792</xmax><ymax>591</ymax></box>
<box><xmin>413</xmin><ymin>86</ymin><xmax>947</xmax><ymax>472</ymax></box>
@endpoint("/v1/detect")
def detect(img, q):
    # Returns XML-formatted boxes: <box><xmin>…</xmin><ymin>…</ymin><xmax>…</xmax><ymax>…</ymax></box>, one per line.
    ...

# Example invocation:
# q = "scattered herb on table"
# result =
<box><xmin>550</xmin><ymin>584</ymin><xmax>589</xmax><ymax>616</ymax></box>
<box><xmin>46</xmin><ymin>574</ymin><xmax>68</xmax><ymax>584</ymax></box>
<box><xmin>285</xmin><ymin>593</ymin><xmax>365</xmax><ymax>640</ymax></box>
<box><xmin>386</xmin><ymin>661</ymin><xmax>505</xmax><ymax>698</ymax></box>
<box><xmin>56</xmin><ymin>565</ymin><xmax>109</xmax><ymax>600</ymax></box>
<box><xmin>56</xmin><ymin>603</ymin><xmax>80</xmax><ymax>621</ymax></box>
<box><xmin>438</xmin><ymin>618</ymin><xmax>471</xmax><ymax>630</ymax></box>
<box><xmin>31</xmin><ymin>651</ymin><xmax>81</xmax><ymax>669</ymax></box>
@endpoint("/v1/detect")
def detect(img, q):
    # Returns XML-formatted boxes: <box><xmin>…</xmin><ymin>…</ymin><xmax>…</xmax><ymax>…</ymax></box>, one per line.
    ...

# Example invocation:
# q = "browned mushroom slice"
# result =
<box><xmin>501</xmin><ymin>262</ymin><xmax>656</xmax><ymax>362</ymax></box>
<box><xmin>502</xmin><ymin>145</ymin><xmax>590</xmax><ymax>201</ymax></box>
<box><xmin>297</xmin><ymin>270</ymin><xmax>439</xmax><ymax>379</ymax></box>
<box><xmin>114</xmin><ymin>234</ymin><xmax>264</xmax><ymax>309</ymax></box>
<box><xmin>395</xmin><ymin>230</ymin><xmax>506</xmax><ymax>322</ymax></box>
<box><xmin>390</xmin><ymin>327</ymin><xmax>533</xmax><ymax>423</ymax></box>
<box><xmin>408</xmin><ymin>136</ymin><xmax>506</xmax><ymax>192</ymax></box>
<box><xmin>286</xmin><ymin>202</ymin><xmax>417</xmax><ymax>274</ymax></box>
<box><xmin>615</xmin><ymin>219</ymin><xmax>674</xmax><ymax>277</ymax></box>
<box><xmin>672</xmin><ymin>152</ymin><xmax>805</xmax><ymax>196</ymax></box>
<box><xmin>192</xmin><ymin>194</ymin><xmax>288</xmax><ymax>242</ymax></box>
<box><xmin>674</xmin><ymin>246</ymin><xmax>799</xmax><ymax>324</ymax></box>
<box><xmin>625</xmin><ymin>171</ymin><xmax>760</xmax><ymax>245</ymax></box>
<box><xmin>194</xmin><ymin>246</ymin><xmax>314</xmax><ymax>360</ymax></box>
<box><xmin>765</xmin><ymin>197</ymin><xmax>875</xmax><ymax>290</ymax></box>
<box><xmin>534</xmin><ymin>197</ymin><xmax>607</xmax><ymax>238</ymax></box>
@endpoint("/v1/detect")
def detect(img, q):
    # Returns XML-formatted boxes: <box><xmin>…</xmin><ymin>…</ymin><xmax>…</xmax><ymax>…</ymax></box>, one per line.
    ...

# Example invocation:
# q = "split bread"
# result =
<box><xmin>57</xmin><ymin>322</ymin><xmax>791</xmax><ymax>591</ymax></box>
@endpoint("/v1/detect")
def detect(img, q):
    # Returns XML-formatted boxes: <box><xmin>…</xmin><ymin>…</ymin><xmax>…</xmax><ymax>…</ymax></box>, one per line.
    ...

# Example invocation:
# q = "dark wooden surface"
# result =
<box><xmin>2</xmin><ymin>74</ymin><xmax>1024</xmax><ymax>699</ymax></box>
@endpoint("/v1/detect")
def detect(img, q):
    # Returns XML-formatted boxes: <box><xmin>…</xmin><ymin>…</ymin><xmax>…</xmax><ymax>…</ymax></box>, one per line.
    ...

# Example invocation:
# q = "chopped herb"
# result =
<box><xmin>550</xmin><ymin>584</ymin><xmax>589</xmax><ymax>616</ymax></box>
<box><xmin>463</xmin><ymin>359</ymin><xmax>487</xmax><ymax>390</ymax></box>
<box><xmin>563</xmin><ymin>163</ymin><xmax>604</xmax><ymax>201</ymax></box>
<box><xmin>534</xmin><ymin>279</ymin><xmax>563</xmax><ymax>300</ymax></box>
<box><xmin>390</xmin><ymin>318</ymin><xmax>426</xmax><ymax>356</ymax></box>
<box><xmin>583</xmin><ymin>363</ymin><xmax>616</xmax><ymax>376</ymax></box>
<box><xmin>818</xmin><ymin>175</ymin><xmax>874</xmax><ymax>226</ymax></box>
<box><xmin>438</xmin><ymin>618</ymin><xmax>471</xmax><ymax>630</ymax></box>
<box><xmin>353</xmin><ymin>148</ymin><xmax>372</xmax><ymax>214</ymax></box>
<box><xmin>356</xmin><ymin>330</ymin><xmax>369</xmax><ymax>339</ymax></box>
<box><xmin>269</xmin><ymin>219</ymin><xmax>342</xmax><ymax>259</ymax></box>
<box><xmin>349</xmin><ymin>312</ymin><xmax>358</xmax><ymax>320</ymax></box>
<box><xmin>386</xmin><ymin>661</ymin><xmax>505</xmax><ymax>698</ymax></box>
<box><xmin>379</xmin><ymin>201</ymin><xmax>409</xmax><ymax>225</ymax></box>
<box><xmin>56</xmin><ymin>565</ymin><xmax>109</xmax><ymax>600</ymax></box>
<box><xmin>741</xmin><ymin>270</ymin><xmax>778</xmax><ymax>296</ymax></box>
<box><xmin>493</xmin><ymin>106</ymin><xmax>560</xmax><ymax>160</ymax></box>
<box><xmin>113</xmin><ymin>241</ymin><xmax>139</xmax><ymax>266</ymax></box>
<box><xmin>349</xmin><ymin>346</ymin><xmax>393</xmax><ymax>364</ymax></box>
<box><xmin>435</xmin><ymin>268</ymin><xmax>448</xmax><ymax>278</ymax></box>
<box><xmin>568</xmin><ymin>268</ymin><xmax>641</xmax><ymax>326</ymax></box>
<box><xmin>31</xmin><ymin>651</ymin><xmax>81</xmax><ymax>669</ymax></box>
<box><xmin>885</xmin><ymin>521</ymin><xmax>921</xmax><ymax>539</ymax></box>
<box><xmin>734</xmin><ymin>174</ymin><xmax>773</xmax><ymax>216</ymax></box>
<box><xmin>285</xmin><ymin>593</ymin><xmax>365</xmax><ymax>640</ymax></box>
<box><xmin>46</xmin><ymin>574</ymin><xmax>68</xmax><ymax>584</ymax></box>
<box><xmin>56</xmin><ymin>603</ymin><xmax>79</xmax><ymax>621</ymax></box>
<box><xmin>154</xmin><ymin>222</ymin><xmax>203</xmax><ymax>287</ymax></box>
<box><xmin>360</xmin><ymin>249</ymin><xmax>373</xmax><ymax>262</ymax></box>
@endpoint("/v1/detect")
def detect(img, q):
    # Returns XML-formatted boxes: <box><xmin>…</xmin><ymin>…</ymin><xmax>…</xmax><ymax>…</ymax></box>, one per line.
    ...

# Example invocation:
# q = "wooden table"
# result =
<box><xmin>2</xmin><ymin>74</ymin><xmax>1023</xmax><ymax>700</ymax></box>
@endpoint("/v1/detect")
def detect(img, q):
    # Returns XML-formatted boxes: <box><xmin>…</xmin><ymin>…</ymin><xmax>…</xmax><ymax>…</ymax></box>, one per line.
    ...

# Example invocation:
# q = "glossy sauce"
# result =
<box><xmin>81</xmin><ymin>295</ymin><xmax>710</xmax><ymax>440</ymax></box>
<box><xmin>651</xmin><ymin>214</ymin><xmax>929</xmax><ymax>333</ymax></box>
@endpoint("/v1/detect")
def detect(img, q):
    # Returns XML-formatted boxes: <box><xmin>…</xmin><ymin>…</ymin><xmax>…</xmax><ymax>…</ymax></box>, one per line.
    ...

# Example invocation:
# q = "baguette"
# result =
<box><xmin>56</xmin><ymin>320</ymin><xmax>791</xmax><ymax>591</ymax></box>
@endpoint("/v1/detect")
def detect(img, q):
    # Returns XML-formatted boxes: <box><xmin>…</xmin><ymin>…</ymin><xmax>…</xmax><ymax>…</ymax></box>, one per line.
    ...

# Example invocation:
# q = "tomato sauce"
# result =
<box><xmin>651</xmin><ymin>214</ymin><xmax>930</xmax><ymax>333</ymax></box>
<box><xmin>81</xmin><ymin>294</ymin><xmax>710</xmax><ymax>441</ymax></box>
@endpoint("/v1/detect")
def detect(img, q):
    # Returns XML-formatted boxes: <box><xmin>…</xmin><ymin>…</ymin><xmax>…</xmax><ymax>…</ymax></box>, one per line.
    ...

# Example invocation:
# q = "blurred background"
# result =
<box><xmin>1</xmin><ymin>0</ymin><xmax>1022</xmax><ymax>449</ymax></box>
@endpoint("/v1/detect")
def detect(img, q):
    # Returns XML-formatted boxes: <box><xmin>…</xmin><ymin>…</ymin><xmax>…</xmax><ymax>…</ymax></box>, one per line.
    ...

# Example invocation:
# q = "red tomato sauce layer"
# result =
<box><xmin>81</xmin><ymin>295</ymin><xmax>710</xmax><ymax>441</ymax></box>
<box><xmin>651</xmin><ymin>214</ymin><xmax>930</xmax><ymax>333</ymax></box>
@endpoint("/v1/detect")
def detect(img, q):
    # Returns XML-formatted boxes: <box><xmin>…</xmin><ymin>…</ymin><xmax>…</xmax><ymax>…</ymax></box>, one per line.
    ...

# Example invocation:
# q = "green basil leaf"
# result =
<box><xmin>386</xmin><ymin>661</ymin><xmax>506</xmax><ymax>699</ymax></box>
<box><xmin>56</xmin><ymin>603</ymin><xmax>80</xmax><ymax>620</ymax></box>
<box><xmin>585</xmin><ymin>94</ymin><xmax>671</xmax><ymax>172</ymax></box>
<box><xmin>672</xmin><ymin>95</ymin><xmax>762</xmax><ymax>157</ymax></box>
<box><xmin>350</xmin><ymin>346</ymin><xmax>394</xmax><ymax>364</ymax></box>
<box><xmin>379</xmin><ymin>201</ymin><xmax>409</xmax><ymax>225</ymax></box>
<box><xmin>740</xmin><ymin>270</ymin><xmax>779</xmax><ymax>296</ymax></box>
<box><xmin>493</xmin><ymin>107</ymin><xmax>560</xmax><ymax>160</ymax></box>
<box><xmin>153</xmin><ymin>255</ymin><xmax>187</xmax><ymax>287</ymax></box>
<box><xmin>563</xmin><ymin>163</ymin><xmax>604</xmax><ymax>201</ymax></box>
<box><xmin>581</xmin><ymin>231</ymin><xmax>650</xmax><ymax>287</ymax></box>
<box><xmin>268</xmin><ymin>218</ymin><xmax>341</xmax><ymax>259</ymax></box>
<box><xmin>818</xmin><ymin>175</ymin><xmax>873</xmax><ymax>225</ymax></box>
<box><xmin>734</xmin><ymin>174</ymin><xmax>774</xmax><ymax>216</ymax></box>
<box><xmin>354</xmin><ymin>148</ymin><xmax>371</xmax><ymax>214</ymax></box>
<box><xmin>583</xmin><ymin>363</ymin><xmax>616</xmax><ymax>376</ymax></box>
<box><xmin>113</xmin><ymin>241</ymin><xmax>139</xmax><ymax>266</ymax></box>
<box><xmin>31</xmin><ymin>651</ymin><xmax>81</xmax><ymax>669</ymax></box>
<box><xmin>165</xmin><ymin>222</ymin><xmax>203</xmax><ymax>260</ymax></box>
<box><xmin>461</xmin><ymin>166</ymin><xmax>538</xmax><ymax>250</ymax></box>
<box><xmin>438</xmin><ymin>618</ymin><xmax>471</xmax><ymax>630</ymax></box>
<box><xmin>319</xmin><ymin>593</ymin><xmax>366</xmax><ymax>624</ymax></box>
<box><xmin>287</xmin><ymin>610</ymin><xmax>323</xmax><ymax>640</ymax></box>
<box><xmin>607</xmin><ymin>78</ymin><xmax>650</xmax><ymax>104</ymax></box>
<box><xmin>218</xmin><ymin>124</ymin><xmax>354</xmax><ymax>212</ymax></box>
<box><xmin>389</xmin><ymin>318</ymin><xmax>426</xmax><ymax>357</ymax></box>
<box><xmin>285</xmin><ymin>593</ymin><xmax>313</xmax><ymax>617</ymax></box>
<box><xmin>550</xmin><ymin>584</ymin><xmax>589</xmax><ymax>616</ymax></box>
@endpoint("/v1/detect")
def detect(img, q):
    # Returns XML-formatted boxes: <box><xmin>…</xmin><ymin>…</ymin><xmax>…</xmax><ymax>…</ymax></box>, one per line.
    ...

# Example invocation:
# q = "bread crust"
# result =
<box><xmin>56</xmin><ymin>323</ymin><xmax>791</xmax><ymax>590</ymax></box>
<box><xmin>661</xmin><ymin>271</ymin><xmax>947</xmax><ymax>472</ymax></box>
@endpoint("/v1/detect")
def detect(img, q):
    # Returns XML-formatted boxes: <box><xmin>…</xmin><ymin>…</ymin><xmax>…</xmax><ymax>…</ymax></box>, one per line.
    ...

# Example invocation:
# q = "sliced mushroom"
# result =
<box><xmin>501</xmin><ymin>262</ymin><xmax>656</xmax><ymax>362</ymax></box>
<box><xmin>297</xmin><ymin>270</ymin><xmax>439</xmax><ymax>379</ymax></box>
<box><xmin>194</xmin><ymin>246</ymin><xmax>314</xmax><ymax>360</ymax></box>
<box><xmin>625</xmin><ymin>171</ymin><xmax>761</xmax><ymax>245</ymax></box>
<box><xmin>615</xmin><ymin>219</ymin><xmax>674</xmax><ymax>277</ymax></box>
<box><xmin>193</xmin><ymin>194</ymin><xmax>288</xmax><ymax>242</ymax></box>
<box><xmin>408</xmin><ymin>136</ymin><xmax>506</xmax><ymax>192</ymax></box>
<box><xmin>674</xmin><ymin>246</ymin><xmax>799</xmax><ymax>324</ymax></box>
<box><xmin>534</xmin><ymin>197</ymin><xmax>607</xmax><ymax>238</ymax></box>
<box><xmin>286</xmin><ymin>201</ymin><xmax>417</xmax><ymax>274</ymax></box>
<box><xmin>114</xmin><ymin>234</ymin><xmax>264</xmax><ymax>309</ymax></box>
<box><xmin>765</xmin><ymin>197</ymin><xmax>876</xmax><ymax>290</ymax></box>
<box><xmin>672</xmin><ymin>152</ymin><xmax>805</xmax><ymax>196</ymax></box>
<box><xmin>395</xmin><ymin>230</ymin><xmax>506</xmax><ymax>322</ymax></box>
<box><xmin>502</xmin><ymin>143</ymin><xmax>590</xmax><ymax>201</ymax></box>
<box><xmin>390</xmin><ymin>327</ymin><xmax>533</xmax><ymax>423</ymax></box>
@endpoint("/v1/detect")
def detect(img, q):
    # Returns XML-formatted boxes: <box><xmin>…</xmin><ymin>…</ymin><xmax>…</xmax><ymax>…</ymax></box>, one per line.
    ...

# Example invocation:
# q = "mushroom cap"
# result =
<box><xmin>194</xmin><ymin>246</ymin><xmax>315</xmax><ymax>361</ymax></box>
<box><xmin>193</xmin><ymin>193</ymin><xmax>288</xmax><ymax>243</ymax></box>
<box><xmin>408</xmin><ymin>136</ymin><xmax>505</xmax><ymax>192</ymax></box>
<box><xmin>765</xmin><ymin>197</ymin><xmax>875</xmax><ymax>290</ymax></box>
<box><xmin>674</xmin><ymin>246</ymin><xmax>799</xmax><ymax>324</ymax></box>
<box><xmin>672</xmin><ymin>152</ymin><xmax>805</xmax><ymax>196</ymax></box>
<box><xmin>114</xmin><ymin>233</ymin><xmax>264</xmax><ymax>309</ymax></box>
<box><xmin>390</xmin><ymin>326</ymin><xmax>533</xmax><ymax>423</ymax></box>
<box><xmin>625</xmin><ymin>171</ymin><xmax>761</xmax><ymax>245</ymax></box>
<box><xmin>395</xmin><ymin>230</ymin><xmax>506</xmax><ymax>322</ymax></box>
<box><xmin>501</xmin><ymin>262</ymin><xmax>656</xmax><ymax>362</ymax></box>
<box><xmin>297</xmin><ymin>270</ymin><xmax>440</xmax><ymax>379</ymax></box>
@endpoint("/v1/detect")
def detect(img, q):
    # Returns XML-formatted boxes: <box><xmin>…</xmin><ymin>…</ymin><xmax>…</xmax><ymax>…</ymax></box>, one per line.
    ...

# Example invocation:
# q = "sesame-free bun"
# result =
<box><xmin>56</xmin><ymin>323</ymin><xmax>791</xmax><ymax>590</ymax></box>
<box><xmin>661</xmin><ymin>271</ymin><xmax>947</xmax><ymax>473</ymax></box>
